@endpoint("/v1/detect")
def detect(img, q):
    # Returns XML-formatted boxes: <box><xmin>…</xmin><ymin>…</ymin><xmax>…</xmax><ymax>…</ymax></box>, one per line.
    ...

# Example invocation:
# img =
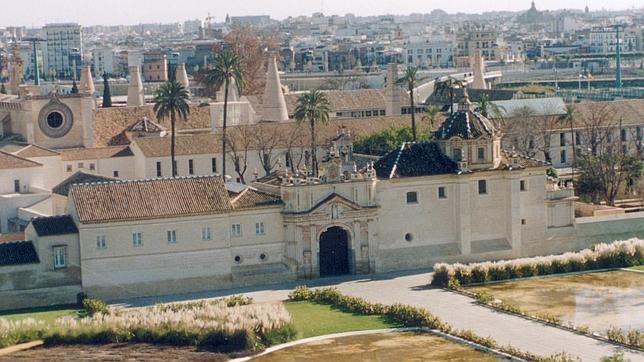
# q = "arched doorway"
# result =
<box><xmin>319</xmin><ymin>227</ymin><xmax>350</xmax><ymax>277</ymax></box>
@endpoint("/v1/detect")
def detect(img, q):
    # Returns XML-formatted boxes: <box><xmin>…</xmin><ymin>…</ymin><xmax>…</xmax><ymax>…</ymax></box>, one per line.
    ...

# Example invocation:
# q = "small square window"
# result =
<box><xmin>231</xmin><ymin>223</ymin><xmax>242</xmax><ymax>237</ymax></box>
<box><xmin>438</xmin><ymin>187</ymin><xmax>447</xmax><ymax>199</ymax></box>
<box><xmin>113</xmin><ymin>171</ymin><xmax>119</xmax><ymax>177</ymax></box>
<box><xmin>478</xmin><ymin>180</ymin><xmax>487</xmax><ymax>195</ymax></box>
<box><xmin>132</xmin><ymin>232</ymin><xmax>143</xmax><ymax>247</ymax></box>
<box><xmin>255</xmin><ymin>222</ymin><xmax>265</xmax><ymax>235</ymax></box>
<box><xmin>78</xmin><ymin>162</ymin><xmax>84</xmax><ymax>169</ymax></box>
<box><xmin>66</xmin><ymin>164</ymin><xmax>72</xmax><ymax>172</ymax></box>
<box><xmin>406</xmin><ymin>191</ymin><xmax>418</xmax><ymax>204</ymax></box>
<box><xmin>202</xmin><ymin>227</ymin><xmax>211</xmax><ymax>241</ymax></box>
<box><xmin>520</xmin><ymin>180</ymin><xmax>527</xmax><ymax>191</ymax></box>
<box><xmin>167</xmin><ymin>230</ymin><xmax>177</xmax><ymax>243</ymax></box>
<box><xmin>521</xmin><ymin>219</ymin><xmax>527</xmax><ymax>225</ymax></box>
<box><xmin>89</xmin><ymin>163</ymin><xmax>95</xmax><ymax>171</ymax></box>
<box><xmin>96</xmin><ymin>235</ymin><xmax>106</xmax><ymax>249</ymax></box>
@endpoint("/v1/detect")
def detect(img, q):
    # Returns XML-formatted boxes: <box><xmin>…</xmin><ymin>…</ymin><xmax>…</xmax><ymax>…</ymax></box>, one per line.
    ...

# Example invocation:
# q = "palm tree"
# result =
<box><xmin>422</xmin><ymin>105</ymin><xmax>441</xmax><ymax>134</ymax></box>
<box><xmin>398</xmin><ymin>66</ymin><xmax>421</xmax><ymax>142</ymax></box>
<box><xmin>153</xmin><ymin>80</ymin><xmax>190</xmax><ymax>177</ymax></box>
<box><xmin>477</xmin><ymin>94</ymin><xmax>505</xmax><ymax>118</ymax></box>
<box><xmin>434</xmin><ymin>77</ymin><xmax>464</xmax><ymax>115</ymax></box>
<box><xmin>203</xmin><ymin>50</ymin><xmax>244</xmax><ymax>179</ymax></box>
<box><xmin>563</xmin><ymin>104</ymin><xmax>577</xmax><ymax>180</ymax></box>
<box><xmin>294</xmin><ymin>90</ymin><xmax>331</xmax><ymax>177</ymax></box>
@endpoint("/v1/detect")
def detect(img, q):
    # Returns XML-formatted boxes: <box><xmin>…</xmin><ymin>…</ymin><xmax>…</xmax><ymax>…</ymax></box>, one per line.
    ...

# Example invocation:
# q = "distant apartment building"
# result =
<box><xmin>457</xmin><ymin>28</ymin><xmax>502</xmax><ymax>61</ymax></box>
<box><xmin>404</xmin><ymin>37</ymin><xmax>454</xmax><ymax>68</ymax></box>
<box><xmin>18</xmin><ymin>42</ymin><xmax>44</xmax><ymax>81</ymax></box>
<box><xmin>589</xmin><ymin>27</ymin><xmax>639</xmax><ymax>54</ymax></box>
<box><xmin>44</xmin><ymin>23</ymin><xmax>82</xmax><ymax>79</ymax></box>
<box><xmin>142</xmin><ymin>51</ymin><xmax>168</xmax><ymax>82</ymax></box>
<box><xmin>183</xmin><ymin>19</ymin><xmax>202</xmax><ymax>34</ymax></box>
<box><xmin>230</xmin><ymin>15</ymin><xmax>272</xmax><ymax>27</ymax></box>
<box><xmin>91</xmin><ymin>47</ymin><xmax>114</xmax><ymax>77</ymax></box>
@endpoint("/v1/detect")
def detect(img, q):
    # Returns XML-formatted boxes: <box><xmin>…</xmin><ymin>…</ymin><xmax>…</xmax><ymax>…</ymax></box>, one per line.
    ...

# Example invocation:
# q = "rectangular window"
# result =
<box><xmin>560</xmin><ymin>149</ymin><xmax>567</xmax><ymax>164</ymax></box>
<box><xmin>113</xmin><ymin>171</ymin><xmax>119</xmax><ymax>177</ymax></box>
<box><xmin>256</xmin><ymin>222</ymin><xmax>265</xmax><ymax>235</ymax></box>
<box><xmin>78</xmin><ymin>162</ymin><xmax>84</xmax><ymax>169</ymax></box>
<box><xmin>96</xmin><ymin>235</ymin><xmax>106</xmax><ymax>249</ymax></box>
<box><xmin>188</xmin><ymin>159</ymin><xmax>194</xmax><ymax>175</ymax></box>
<box><xmin>156</xmin><ymin>161</ymin><xmax>162</xmax><ymax>177</ymax></box>
<box><xmin>621</xmin><ymin>129</ymin><xmax>627</xmax><ymax>142</ymax></box>
<box><xmin>575</xmin><ymin>131</ymin><xmax>581</xmax><ymax>145</ymax></box>
<box><xmin>478</xmin><ymin>180</ymin><xmax>487</xmax><ymax>195</ymax></box>
<box><xmin>231</xmin><ymin>223</ymin><xmax>242</xmax><ymax>237</ymax></box>
<box><xmin>166</xmin><ymin>230</ymin><xmax>177</xmax><ymax>243</ymax></box>
<box><xmin>66</xmin><ymin>164</ymin><xmax>72</xmax><ymax>172</ymax></box>
<box><xmin>477</xmin><ymin>147</ymin><xmax>485</xmax><ymax>161</ymax></box>
<box><xmin>53</xmin><ymin>246</ymin><xmax>67</xmax><ymax>268</ymax></box>
<box><xmin>559</xmin><ymin>133</ymin><xmax>566</xmax><ymax>147</ymax></box>
<box><xmin>202</xmin><ymin>227</ymin><xmax>211</xmax><ymax>241</ymax></box>
<box><xmin>14</xmin><ymin>180</ymin><xmax>20</xmax><ymax>193</ymax></box>
<box><xmin>452</xmin><ymin>148</ymin><xmax>462</xmax><ymax>161</ymax></box>
<box><xmin>520</xmin><ymin>180</ymin><xmax>527</xmax><ymax>191</ymax></box>
<box><xmin>211</xmin><ymin>158</ymin><xmax>217</xmax><ymax>173</ymax></box>
<box><xmin>89</xmin><ymin>163</ymin><xmax>96</xmax><ymax>171</ymax></box>
<box><xmin>438</xmin><ymin>187</ymin><xmax>447</xmax><ymax>199</ymax></box>
<box><xmin>132</xmin><ymin>232</ymin><xmax>143</xmax><ymax>247</ymax></box>
<box><xmin>406</xmin><ymin>191</ymin><xmax>418</xmax><ymax>204</ymax></box>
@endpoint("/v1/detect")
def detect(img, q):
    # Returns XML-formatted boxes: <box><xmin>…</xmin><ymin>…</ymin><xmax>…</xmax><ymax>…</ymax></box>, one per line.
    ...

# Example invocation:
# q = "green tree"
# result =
<box><xmin>354</xmin><ymin>125</ymin><xmax>428</xmax><ymax>156</ymax></box>
<box><xmin>294</xmin><ymin>90</ymin><xmax>331</xmax><ymax>177</ymax></box>
<box><xmin>562</xmin><ymin>104</ymin><xmax>577</xmax><ymax>169</ymax></box>
<box><xmin>203</xmin><ymin>50</ymin><xmax>244</xmax><ymax>179</ymax></box>
<box><xmin>102</xmin><ymin>72</ymin><xmax>112</xmax><ymax>108</ymax></box>
<box><xmin>398</xmin><ymin>66</ymin><xmax>421</xmax><ymax>141</ymax></box>
<box><xmin>421</xmin><ymin>105</ymin><xmax>441</xmax><ymax>135</ymax></box>
<box><xmin>153</xmin><ymin>80</ymin><xmax>191</xmax><ymax>177</ymax></box>
<box><xmin>577</xmin><ymin>151</ymin><xmax>642</xmax><ymax>206</ymax></box>
<box><xmin>434</xmin><ymin>77</ymin><xmax>464</xmax><ymax>115</ymax></box>
<box><xmin>477</xmin><ymin>94</ymin><xmax>505</xmax><ymax>118</ymax></box>
<box><xmin>0</xmin><ymin>83</ymin><xmax>5</xmax><ymax>94</ymax></box>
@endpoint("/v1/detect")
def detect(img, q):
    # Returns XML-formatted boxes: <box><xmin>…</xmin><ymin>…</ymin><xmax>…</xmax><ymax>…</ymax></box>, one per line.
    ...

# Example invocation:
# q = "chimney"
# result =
<box><xmin>79</xmin><ymin>65</ymin><xmax>95</xmax><ymax>95</ymax></box>
<box><xmin>385</xmin><ymin>63</ymin><xmax>400</xmax><ymax>116</ymax></box>
<box><xmin>262</xmin><ymin>56</ymin><xmax>289</xmax><ymax>122</ymax></box>
<box><xmin>176</xmin><ymin>63</ymin><xmax>190</xmax><ymax>94</ymax></box>
<box><xmin>127</xmin><ymin>66</ymin><xmax>145</xmax><ymax>107</ymax></box>
<box><xmin>471</xmin><ymin>50</ymin><xmax>487</xmax><ymax>89</ymax></box>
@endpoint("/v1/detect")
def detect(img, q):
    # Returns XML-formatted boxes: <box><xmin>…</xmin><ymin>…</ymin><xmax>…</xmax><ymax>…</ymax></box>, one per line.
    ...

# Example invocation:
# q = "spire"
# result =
<box><xmin>176</xmin><ymin>63</ymin><xmax>190</xmax><ymax>93</ymax></box>
<box><xmin>127</xmin><ymin>66</ymin><xmax>145</xmax><ymax>107</ymax></box>
<box><xmin>79</xmin><ymin>65</ymin><xmax>95</xmax><ymax>95</ymax></box>
<box><xmin>262</xmin><ymin>56</ymin><xmax>289</xmax><ymax>122</ymax></box>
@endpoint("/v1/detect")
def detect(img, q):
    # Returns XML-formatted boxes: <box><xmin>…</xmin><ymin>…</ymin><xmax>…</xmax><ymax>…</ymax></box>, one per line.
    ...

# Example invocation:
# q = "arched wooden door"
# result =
<box><xmin>319</xmin><ymin>227</ymin><xmax>349</xmax><ymax>277</ymax></box>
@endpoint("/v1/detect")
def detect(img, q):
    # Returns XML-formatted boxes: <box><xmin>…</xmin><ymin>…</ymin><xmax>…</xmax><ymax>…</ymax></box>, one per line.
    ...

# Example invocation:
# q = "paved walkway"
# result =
<box><xmin>119</xmin><ymin>270</ymin><xmax>642</xmax><ymax>361</ymax></box>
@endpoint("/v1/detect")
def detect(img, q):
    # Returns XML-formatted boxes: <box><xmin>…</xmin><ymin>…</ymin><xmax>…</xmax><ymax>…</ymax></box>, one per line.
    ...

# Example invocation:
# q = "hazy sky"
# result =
<box><xmin>2</xmin><ymin>0</ymin><xmax>641</xmax><ymax>27</ymax></box>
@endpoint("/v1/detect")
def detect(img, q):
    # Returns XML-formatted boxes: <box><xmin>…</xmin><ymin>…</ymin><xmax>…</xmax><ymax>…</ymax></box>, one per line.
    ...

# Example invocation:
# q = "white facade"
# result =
<box><xmin>91</xmin><ymin>47</ymin><xmax>114</xmax><ymax>77</ymax></box>
<box><xmin>44</xmin><ymin>23</ymin><xmax>82</xmax><ymax>79</ymax></box>
<box><xmin>404</xmin><ymin>38</ymin><xmax>455</xmax><ymax>68</ymax></box>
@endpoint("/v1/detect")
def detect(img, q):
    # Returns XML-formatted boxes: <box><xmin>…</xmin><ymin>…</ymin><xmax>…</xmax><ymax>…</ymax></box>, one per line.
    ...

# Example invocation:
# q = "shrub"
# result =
<box><xmin>82</xmin><ymin>297</ymin><xmax>108</xmax><ymax>316</ymax></box>
<box><xmin>430</xmin><ymin>239</ymin><xmax>643</xmax><ymax>287</ymax></box>
<box><xmin>224</xmin><ymin>295</ymin><xmax>254</xmax><ymax>307</ymax></box>
<box><xmin>288</xmin><ymin>285</ymin><xmax>312</xmax><ymax>301</ymax></box>
<box><xmin>541</xmin><ymin>351</ymin><xmax>582</xmax><ymax>362</ymax></box>
<box><xmin>600</xmin><ymin>351</ymin><xmax>627</xmax><ymax>362</ymax></box>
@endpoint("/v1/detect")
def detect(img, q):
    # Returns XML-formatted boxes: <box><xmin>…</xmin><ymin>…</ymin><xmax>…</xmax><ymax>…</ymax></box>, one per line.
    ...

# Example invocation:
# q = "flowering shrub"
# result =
<box><xmin>0</xmin><ymin>300</ymin><xmax>294</xmax><ymax>352</ymax></box>
<box><xmin>82</xmin><ymin>297</ymin><xmax>108</xmax><ymax>316</ymax></box>
<box><xmin>432</xmin><ymin>239</ymin><xmax>644</xmax><ymax>287</ymax></box>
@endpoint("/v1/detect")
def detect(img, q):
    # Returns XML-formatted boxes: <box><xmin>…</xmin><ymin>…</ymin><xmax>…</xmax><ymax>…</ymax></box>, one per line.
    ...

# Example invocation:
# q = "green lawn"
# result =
<box><xmin>0</xmin><ymin>305</ymin><xmax>80</xmax><ymax>325</ymax></box>
<box><xmin>628</xmin><ymin>265</ymin><xmax>644</xmax><ymax>271</ymax></box>
<box><xmin>285</xmin><ymin>301</ymin><xmax>400</xmax><ymax>339</ymax></box>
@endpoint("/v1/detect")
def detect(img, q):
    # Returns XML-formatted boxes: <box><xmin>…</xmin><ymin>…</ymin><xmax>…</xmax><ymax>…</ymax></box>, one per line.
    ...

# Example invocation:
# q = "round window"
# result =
<box><xmin>234</xmin><ymin>255</ymin><xmax>242</xmax><ymax>264</ymax></box>
<box><xmin>47</xmin><ymin>111</ymin><xmax>64</xmax><ymax>129</ymax></box>
<box><xmin>260</xmin><ymin>253</ymin><xmax>268</xmax><ymax>261</ymax></box>
<box><xmin>405</xmin><ymin>233</ymin><xmax>413</xmax><ymax>242</ymax></box>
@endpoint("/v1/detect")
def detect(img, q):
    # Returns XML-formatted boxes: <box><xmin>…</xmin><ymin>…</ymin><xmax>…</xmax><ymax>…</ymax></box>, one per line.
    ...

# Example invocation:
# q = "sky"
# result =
<box><xmin>1</xmin><ymin>0</ymin><xmax>641</xmax><ymax>27</ymax></box>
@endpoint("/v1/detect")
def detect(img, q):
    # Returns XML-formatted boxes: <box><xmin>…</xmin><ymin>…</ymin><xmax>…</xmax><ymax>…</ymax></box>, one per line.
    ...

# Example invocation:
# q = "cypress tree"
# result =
<box><xmin>0</xmin><ymin>83</ymin><xmax>6</xmax><ymax>94</ymax></box>
<box><xmin>102</xmin><ymin>72</ymin><xmax>112</xmax><ymax>107</ymax></box>
<box><xmin>71</xmin><ymin>79</ymin><xmax>79</xmax><ymax>94</ymax></box>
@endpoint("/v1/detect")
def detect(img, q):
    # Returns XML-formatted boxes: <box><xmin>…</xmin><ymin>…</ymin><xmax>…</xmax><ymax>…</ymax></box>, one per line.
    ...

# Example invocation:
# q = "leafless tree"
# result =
<box><xmin>225</xmin><ymin>126</ymin><xmax>254</xmax><ymax>183</ymax></box>
<box><xmin>254</xmin><ymin>123</ymin><xmax>285</xmax><ymax>175</ymax></box>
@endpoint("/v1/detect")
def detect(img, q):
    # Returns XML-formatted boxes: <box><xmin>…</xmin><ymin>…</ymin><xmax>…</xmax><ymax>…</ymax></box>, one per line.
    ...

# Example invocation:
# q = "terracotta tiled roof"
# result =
<box><xmin>0</xmin><ymin>151</ymin><xmax>42</xmax><ymax>170</ymax></box>
<box><xmin>14</xmin><ymin>144</ymin><xmax>60</xmax><ymax>158</ymax></box>
<box><xmin>70</xmin><ymin>175</ymin><xmax>233</xmax><ymax>224</ymax></box>
<box><xmin>92</xmin><ymin>104</ymin><xmax>212</xmax><ymax>147</ymax></box>
<box><xmin>60</xmin><ymin>146</ymin><xmax>134</xmax><ymax>161</ymax></box>
<box><xmin>132</xmin><ymin>133</ymin><xmax>220</xmax><ymax>157</ymax></box>
<box><xmin>0</xmin><ymin>233</ymin><xmax>25</xmax><ymax>243</ymax></box>
<box><xmin>231</xmin><ymin>188</ymin><xmax>282</xmax><ymax>210</ymax></box>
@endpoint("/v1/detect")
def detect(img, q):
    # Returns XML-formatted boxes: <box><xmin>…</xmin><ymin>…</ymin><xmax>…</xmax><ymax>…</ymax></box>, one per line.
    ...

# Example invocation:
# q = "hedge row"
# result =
<box><xmin>288</xmin><ymin>286</ymin><xmax>576</xmax><ymax>361</ymax></box>
<box><xmin>431</xmin><ymin>239</ymin><xmax>644</xmax><ymax>287</ymax></box>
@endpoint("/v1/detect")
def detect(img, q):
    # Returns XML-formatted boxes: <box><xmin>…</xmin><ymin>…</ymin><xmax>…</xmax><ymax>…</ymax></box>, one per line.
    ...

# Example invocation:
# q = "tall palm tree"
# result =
<box><xmin>422</xmin><ymin>105</ymin><xmax>441</xmax><ymax>134</ymax></box>
<box><xmin>294</xmin><ymin>90</ymin><xmax>331</xmax><ymax>177</ymax></box>
<box><xmin>434</xmin><ymin>77</ymin><xmax>464</xmax><ymax>115</ymax></box>
<box><xmin>153</xmin><ymin>80</ymin><xmax>190</xmax><ymax>177</ymax></box>
<box><xmin>203</xmin><ymin>50</ymin><xmax>244</xmax><ymax>179</ymax></box>
<box><xmin>398</xmin><ymin>66</ymin><xmax>420</xmax><ymax>142</ymax></box>
<box><xmin>563</xmin><ymin>104</ymin><xmax>577</xmax><ymax>180</ymax></box>
<box><xmin>477</xmin><ymin>94</ymin><xmax>505</xmax><ymax>118</ymax></box>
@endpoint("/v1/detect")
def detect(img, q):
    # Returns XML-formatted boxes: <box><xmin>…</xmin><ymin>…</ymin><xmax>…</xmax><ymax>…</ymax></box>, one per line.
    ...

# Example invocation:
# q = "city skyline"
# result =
<box><xmin>2</xmin><ymin>0</ymin><xmax>643</xmax><ymax>27</ymax></box>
